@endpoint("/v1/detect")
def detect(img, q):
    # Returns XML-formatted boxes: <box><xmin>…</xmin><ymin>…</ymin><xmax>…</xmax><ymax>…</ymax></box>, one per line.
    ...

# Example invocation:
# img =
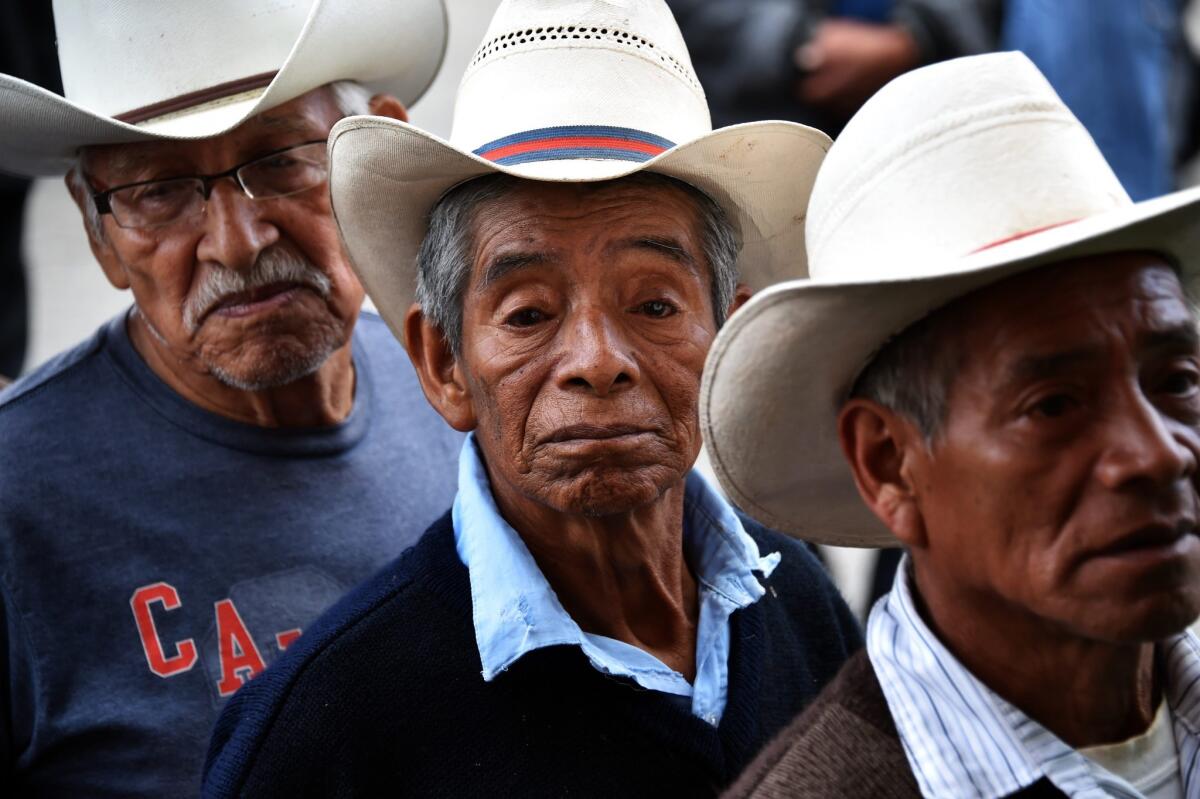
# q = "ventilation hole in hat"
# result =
<box><xmin>467</xmin><ymin>26</ymin><xmax>703</xmax><ymax>93</ymax></box>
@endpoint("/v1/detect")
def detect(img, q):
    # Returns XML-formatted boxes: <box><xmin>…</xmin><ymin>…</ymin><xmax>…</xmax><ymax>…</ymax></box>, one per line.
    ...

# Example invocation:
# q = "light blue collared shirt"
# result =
<box><xmin>452</xmin><ymin>434</ymin><xmax>780</xmax><ymax>726</ymax></box>
<box><xmin>868</xmin><ymin>555</ymin><xmax>1200</xmax><ymax>798</ymax></box>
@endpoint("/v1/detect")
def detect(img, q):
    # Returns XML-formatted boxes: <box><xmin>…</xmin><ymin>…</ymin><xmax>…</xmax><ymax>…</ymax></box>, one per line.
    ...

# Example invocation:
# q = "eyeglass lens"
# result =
<box><xmin>106</xmin><ymin>142</ymin><xmax>329</xmax><ymax>229</ymax></box>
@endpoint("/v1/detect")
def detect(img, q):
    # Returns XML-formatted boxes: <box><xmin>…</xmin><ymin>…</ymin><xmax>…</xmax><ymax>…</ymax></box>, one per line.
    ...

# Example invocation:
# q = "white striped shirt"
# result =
<box><xmin>867</xmin><ymin>556</ymin><xmax>1200</xmax><ymax>798</ymax></box>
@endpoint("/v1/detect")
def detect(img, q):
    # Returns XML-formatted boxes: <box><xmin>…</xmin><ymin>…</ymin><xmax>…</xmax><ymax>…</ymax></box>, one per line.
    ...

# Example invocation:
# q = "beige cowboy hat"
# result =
<box><xmin>700</xmin><ymin>52</ymin><xmax>1200</xmax><ymax>548</ymax></box>
<box><xmin>0</xmin><ymin>0</ymin><xmax>448</xmax><ymax>177</ymax></box>
<box><xmin>326</xmin><ymin>0</ymin><xmax>832</xmax><ymax>348</ymax></box>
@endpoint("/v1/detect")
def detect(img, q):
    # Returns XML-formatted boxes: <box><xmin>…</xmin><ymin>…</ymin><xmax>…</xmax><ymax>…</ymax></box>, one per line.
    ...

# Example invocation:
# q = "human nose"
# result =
<box><xmin>554</xmin><ymin>307</ymin><xmax>639</xmax><ymax>397</ymax></box>
<box><xmin>1095</xmin><ymin>389</ymin><xmax>1197</xmax><ymax>492</ymax></box>
<box><xmin>194</xmin><ymin>179</ymin><xmax>279</xmax><ymax>271</ymax></box>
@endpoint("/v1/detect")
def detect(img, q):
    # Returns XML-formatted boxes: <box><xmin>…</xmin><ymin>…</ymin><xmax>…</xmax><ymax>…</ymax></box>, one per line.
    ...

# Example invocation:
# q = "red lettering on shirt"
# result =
<box><xmin>275</xmin><ymin>628</ymin><xmax>302</xmax><ymax>651</ymax></box>
<box><xmin>130</xmin><ymin>582</ymin><xmax>199</xmax><ymax>678</ymax></box>
<box><xmin>214</xmin><ymin>598</ymin><xmax>267</xmax><ymax>697</ymax></box>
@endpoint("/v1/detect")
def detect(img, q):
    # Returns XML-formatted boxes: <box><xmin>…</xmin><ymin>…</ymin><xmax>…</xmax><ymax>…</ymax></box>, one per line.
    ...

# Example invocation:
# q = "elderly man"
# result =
<box><xmin>0</xmin><ymin>1</ymin><xmax>460</xmax><ymax>795</ymax></box>
<box><xmin>204</xmin><ymin>1</ymin><xmax>862</xmax><ymax>796</ymax></box>
<box><xmin>703</xmin><ymin>53</ymin><xmax>1200</xmax><ymax>798</ymax></box>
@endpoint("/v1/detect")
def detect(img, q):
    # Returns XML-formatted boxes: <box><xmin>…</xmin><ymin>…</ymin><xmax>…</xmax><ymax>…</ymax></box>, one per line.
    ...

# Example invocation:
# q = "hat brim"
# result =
<box><xmin>701</xmin><ymin>184</ymin><xmax>1200</xmax><ymax>548</ymax></box>
<box><xmin>327</xmin><ymin>115</ymin><xmax>830</xmax><ymax>349</ymax></box>
<box><xmin>0</xmin><ymin>0</ymin><xmax>447</xmax><ymax>176</ymax></box>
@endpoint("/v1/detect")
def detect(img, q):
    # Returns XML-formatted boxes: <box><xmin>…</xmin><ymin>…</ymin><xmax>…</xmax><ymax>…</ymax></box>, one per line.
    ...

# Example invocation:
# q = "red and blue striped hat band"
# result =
<box><xmin>473</xmin><ymin>125</ymin><xmax>676</xmax><ymax>166</ymax></box>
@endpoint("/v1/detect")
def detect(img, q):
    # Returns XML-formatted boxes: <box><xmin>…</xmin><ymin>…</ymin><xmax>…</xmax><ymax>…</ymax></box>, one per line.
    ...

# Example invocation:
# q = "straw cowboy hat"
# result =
<box><xmin>0</xmin><ymin>0</ymin><xmax>448</xmax><ymax>176</ymax></box>
<box><xmin>700</xmin><ymin>52</ymin><xmax>1200</xmax><ymax>548</ymax></box>
<box><xmin>326</xmin><ymin>0</ymin><xmax>832</xmax><ymax>347</ymax></box>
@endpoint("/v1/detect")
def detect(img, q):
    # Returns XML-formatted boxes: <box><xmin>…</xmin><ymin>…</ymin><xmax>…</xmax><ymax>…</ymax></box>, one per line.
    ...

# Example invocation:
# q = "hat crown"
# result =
<box><xmin>806</xmin><ymin>52</ymin><xmax>1130</xmax><ymax>283</ymax></box>
<box><xmin>52</xmin><ymin>0</ymin><xmax>312</xmax><ymax>121</ymax></box>
<box><xmin>448</xmin><ymin>0</ymin><xmax>710</xmax><ymax>175</ymax></box>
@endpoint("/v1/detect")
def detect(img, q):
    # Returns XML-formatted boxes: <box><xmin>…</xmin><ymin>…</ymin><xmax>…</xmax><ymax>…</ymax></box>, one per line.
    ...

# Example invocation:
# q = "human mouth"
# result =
<box><xmin>210</xmin><ymin>282</ymin><xmax>311</xmax><ymax>320</ymax></box>
<box><xmin>542</xmin><ymin>423</ymin><xmax>657</xmax><ymax>446</ymax></box>
<box><xmin>1092</xmin><ymin>521</ymin><xmax>1200</xmax><ymax>567</ymax></box>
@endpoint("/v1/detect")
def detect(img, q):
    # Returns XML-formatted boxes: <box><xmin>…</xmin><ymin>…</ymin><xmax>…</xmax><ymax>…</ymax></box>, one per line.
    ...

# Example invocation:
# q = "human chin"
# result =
<box><xmin>1042</xmin><ymin>548</ymin><xmax>1200</xmax><ymax>643</ymax></box>
<box><xmin>196</xmin><ymin>305</ymin><xmax>346</xmax><ymax>391</ymax></box>
<box><xmin>524</xmin><ymin>446</ymin><xmax>689</xmax><ymax>517</ymax></box>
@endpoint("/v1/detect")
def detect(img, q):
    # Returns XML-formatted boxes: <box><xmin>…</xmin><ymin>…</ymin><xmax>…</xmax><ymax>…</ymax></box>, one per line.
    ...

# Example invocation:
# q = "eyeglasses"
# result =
<box><xmin>90</xmin><ymin>140</ymin><xmax>329</xmax><ymax>230</ymax></box>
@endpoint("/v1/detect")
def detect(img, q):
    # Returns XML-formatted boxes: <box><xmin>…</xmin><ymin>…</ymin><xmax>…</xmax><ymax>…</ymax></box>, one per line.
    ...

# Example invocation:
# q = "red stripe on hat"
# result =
<box><xmin>970</xmin><ymin>219</ymin><xmax>1082</xmax><ymax>254</ymax></box>
<box><xmin>480</xmin><ymin>136</ymin><xmax>669</xmax><ymax>161</ymax></box>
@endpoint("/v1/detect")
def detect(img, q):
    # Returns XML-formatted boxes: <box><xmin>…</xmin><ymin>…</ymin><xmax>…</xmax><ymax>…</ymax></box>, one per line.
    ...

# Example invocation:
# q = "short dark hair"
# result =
<box><xmin>848</xmin><ymin>304</ymin><xmax>964</xmax><ymax>441</ymax></box>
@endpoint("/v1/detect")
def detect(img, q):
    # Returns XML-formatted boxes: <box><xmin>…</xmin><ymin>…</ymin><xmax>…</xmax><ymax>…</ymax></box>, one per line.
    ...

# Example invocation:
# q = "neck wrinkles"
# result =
<box><xmin>484</xmin><ymin>453</ymin><xmax>700</xmax><ymax>680</ymax></box>
<box><xmin>910</xmin><ymin>557</ymin><xmax>1160</xmax><ymax>748</ymax></box>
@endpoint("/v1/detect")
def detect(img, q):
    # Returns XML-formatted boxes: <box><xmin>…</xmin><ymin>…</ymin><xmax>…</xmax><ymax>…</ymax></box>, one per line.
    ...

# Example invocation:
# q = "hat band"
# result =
<box><xmin>113</xmin><ymin>70</ymin><xmax>278</xmax><ymax>125</ymax></box>
<box><xmin>473</xmin><ymin>125</ymin><xmax>675</xmax><ymax>166</ymax></box>
<box><xmin>969</xmin><ymin>218</ymin><xmax>1082</xmax><ymax>254</ymax></box>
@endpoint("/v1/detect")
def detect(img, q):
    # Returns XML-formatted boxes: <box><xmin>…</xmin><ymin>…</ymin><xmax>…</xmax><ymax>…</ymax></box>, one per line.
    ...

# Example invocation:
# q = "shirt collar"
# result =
<box><xmin>867</xmin><ymin>555</ymin><xmax>1200</xmax><ymax>799</ymax></box>
<box><xmin>451</xmin><ymin>434</ymin><xmax>778</xmax><ymax>716</ymax></box>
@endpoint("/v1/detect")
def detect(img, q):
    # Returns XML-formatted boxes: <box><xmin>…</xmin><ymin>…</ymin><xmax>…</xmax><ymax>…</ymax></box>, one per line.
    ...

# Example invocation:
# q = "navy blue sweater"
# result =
<box><xmin>203</xmin><ymin>511</ymin><xmax>861</xmax><ymax>798</ymax></box>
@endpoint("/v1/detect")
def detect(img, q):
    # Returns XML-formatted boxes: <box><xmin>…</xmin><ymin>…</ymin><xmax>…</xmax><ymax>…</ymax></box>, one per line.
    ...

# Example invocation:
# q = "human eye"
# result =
<box><xmin>632</xmin><ymin>299</ymin><xmax>678</xmax><ymax>318</ymax></box>
<box><xmin>503</xmin><ymin>307</ymin><xmax>549</xmax><ymax>328</ymax></box>
<box><xmin>1159</xmin><ymin>362</ymin><xmax>1200</xmax><ymax>398</ymax></box>
<box><xmin>1026</xmin><ymin>392</ymin><xmax>1079</xmax><ymax>420</ymax></box>
<box><xmin>119</xmin><ymin>179</ymin><xmax>196</xmax><ymax>212</ymax></box>
<box><xmin>259</xmin><ymin>153</ymin><xmax>300</xmax><ymax>171</ymax></box>
<box><xmin>130</xmin><ymin>180</ymin><xmax>190</xmax><ymax>201</ymax></box>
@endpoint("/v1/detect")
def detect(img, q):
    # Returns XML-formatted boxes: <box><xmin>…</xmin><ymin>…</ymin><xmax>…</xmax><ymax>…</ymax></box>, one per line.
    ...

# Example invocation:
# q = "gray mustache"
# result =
<box><xmin>183</xmin><ymin>247</ymin><xmax>332</xmax><ymax>332</ymax></box>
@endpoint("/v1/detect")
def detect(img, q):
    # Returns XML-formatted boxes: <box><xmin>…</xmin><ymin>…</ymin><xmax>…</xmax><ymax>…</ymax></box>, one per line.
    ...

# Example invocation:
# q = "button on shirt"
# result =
<box><xmin>452</xmin><ymin>435</ymin><xmax>780</xmax><ymax>726</ymax></box>
<box><xmin>868</xmin><ymin>556</ymin><xmax>1200</xmax><ymax>798</ymax></box>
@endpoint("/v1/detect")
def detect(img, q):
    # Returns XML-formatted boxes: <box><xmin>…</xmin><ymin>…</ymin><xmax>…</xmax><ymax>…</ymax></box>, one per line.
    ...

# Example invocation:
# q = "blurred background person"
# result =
<box><xmin>668</xmin><ymin>0</ymin><xmax>997</xmax><ymax>134</ymax></box>
<box><xmin>1003</xmin><ymin>0</ymin><xmax>1199</xmax><ymax>202</ymax></box>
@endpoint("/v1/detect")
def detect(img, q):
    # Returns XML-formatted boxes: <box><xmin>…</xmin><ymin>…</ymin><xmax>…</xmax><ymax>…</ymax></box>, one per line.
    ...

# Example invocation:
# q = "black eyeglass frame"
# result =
<box><xmin>89</xmin><ymin>139</ymin><xmax>329</xmax><ymax>219</ymax></box>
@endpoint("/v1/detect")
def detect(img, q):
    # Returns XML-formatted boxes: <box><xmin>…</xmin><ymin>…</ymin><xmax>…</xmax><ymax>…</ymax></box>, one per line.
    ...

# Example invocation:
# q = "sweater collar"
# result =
<box><xmin>451</xmin><ymin>434</ymin><xmax>779</xmax><ymax>725</ymax></box>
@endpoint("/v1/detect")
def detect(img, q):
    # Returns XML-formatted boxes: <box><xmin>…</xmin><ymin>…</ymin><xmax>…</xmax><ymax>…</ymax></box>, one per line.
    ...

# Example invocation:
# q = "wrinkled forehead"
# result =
<box><xmin>953</xmin><ymin>251</ymin><xmax>1196</xmax><ymax>371</ymax></box>
<box><xmin>460</xmin><ymin>176</ymin><xmax>706</xmax><ymax>274</ymax></box>
<box><xmin>80</xmin><ymin>87</ymin><xmax>340</xmax><ymax>180</ymax></box>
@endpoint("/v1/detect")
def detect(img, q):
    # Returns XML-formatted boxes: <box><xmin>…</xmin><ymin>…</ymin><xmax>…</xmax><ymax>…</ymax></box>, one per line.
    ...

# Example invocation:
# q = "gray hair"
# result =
<box><xmin>848</xmin><ymin>308</ymin><xmax>963</xmax><ymax>442</ymax></box>
<box><xmin>70</xmin><ymin>79</ymin><xmax>371</xmax><ymax>241</ymax></box>
<box><xmin>415</xmin><ymin>172</ymin><xmax>742</xmax><ymax>356</ymax></box>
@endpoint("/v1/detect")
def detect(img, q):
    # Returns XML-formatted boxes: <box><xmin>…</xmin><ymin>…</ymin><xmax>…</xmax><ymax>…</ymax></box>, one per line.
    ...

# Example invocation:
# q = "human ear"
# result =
<box><xmin>403</xmin><ymin>303</ymin><xmax>476</xmax><ymax>432</ymax></box>
<box><xmin>837</xmin><ymin>398</ymin><xmax>928</xmax><ymax>548</ymax></box>
<box><xmin>368</xmin><ymin>93</ymin><xmax>408</xmax><ymax>123</ymax></box>
<box><xmin>725</xmin><ymin>283</ymin><xmax>754</xmax><ymax>319</ymax></box>
<box><xmin>65</xmin><ymin>167</ymin><xmax>130</xmax><ymax>291</ymax></box>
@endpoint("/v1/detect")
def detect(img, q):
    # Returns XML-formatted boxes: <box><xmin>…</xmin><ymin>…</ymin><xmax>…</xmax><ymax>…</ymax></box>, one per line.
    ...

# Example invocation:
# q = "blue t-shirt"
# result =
<box><xmin>0</xmin><ymin>311</ymin><xmax>461</xmax><ymax>797</ymax></box>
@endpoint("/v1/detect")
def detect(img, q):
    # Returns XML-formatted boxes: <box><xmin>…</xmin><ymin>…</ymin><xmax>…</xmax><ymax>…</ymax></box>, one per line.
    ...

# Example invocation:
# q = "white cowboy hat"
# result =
<box><xmin>0</xmin><ymin>0</ymin><xmax>448</xmax><ymax>177</ymax></box>
<box><xmin>700</xmin><ymin>52</ymin><xmax>1200</xmax><ymax>548</ymax></box>
<box><xmin>326</xmin><ymin>0</ymin><xmax>831</xmax><ymax>348</ymax></box>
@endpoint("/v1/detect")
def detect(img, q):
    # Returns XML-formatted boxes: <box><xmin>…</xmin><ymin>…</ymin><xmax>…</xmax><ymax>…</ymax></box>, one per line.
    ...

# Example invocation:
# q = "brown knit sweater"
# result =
<box><xmin>724</xmin><ymin>650</ymin><xmax>1068</xmax><ymax>799</ymax></box>
<box><xmin>722</xmin><ymin>650</ymin><xmax>921</xmax><ymax>798</ymax></box>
